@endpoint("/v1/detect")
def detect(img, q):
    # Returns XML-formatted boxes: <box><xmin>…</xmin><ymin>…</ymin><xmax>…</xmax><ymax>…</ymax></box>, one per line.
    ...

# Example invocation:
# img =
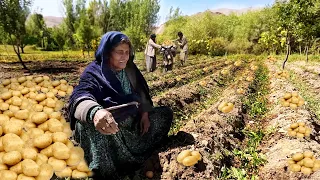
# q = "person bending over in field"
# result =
<box><xmin>68</xmin><ymin>31</ymin><xmax>173</xmax><ymax>179</ymax></box>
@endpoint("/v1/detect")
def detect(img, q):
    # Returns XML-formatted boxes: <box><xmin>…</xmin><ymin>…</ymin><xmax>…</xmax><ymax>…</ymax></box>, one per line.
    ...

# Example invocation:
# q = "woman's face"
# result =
<box><xmin>109</xmin><ymin>43</ymin><xmax>130</xmax><ymax>71</ymax></box>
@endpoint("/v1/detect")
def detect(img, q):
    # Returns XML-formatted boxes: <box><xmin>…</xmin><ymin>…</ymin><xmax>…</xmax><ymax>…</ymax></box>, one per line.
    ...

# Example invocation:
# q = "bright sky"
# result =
<box><xmin>31</xmin><ymin>0</ymin><xmax>275</xmax><ymax>25</ymax></box>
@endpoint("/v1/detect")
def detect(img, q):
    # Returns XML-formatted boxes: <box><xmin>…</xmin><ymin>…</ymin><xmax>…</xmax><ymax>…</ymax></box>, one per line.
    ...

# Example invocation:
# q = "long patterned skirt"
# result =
<box><xmin>74</xmin><ymin>106</ymin><xmax>173</xmax><ymax>179</ymax></box>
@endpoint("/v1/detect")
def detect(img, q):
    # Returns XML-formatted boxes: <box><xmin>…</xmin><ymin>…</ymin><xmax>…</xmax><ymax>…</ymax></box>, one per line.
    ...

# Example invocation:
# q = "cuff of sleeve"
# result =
<box><xmin>88</xmin><ymin>105</ymin><xmax>103</xmax><ymax>122</ymax></box>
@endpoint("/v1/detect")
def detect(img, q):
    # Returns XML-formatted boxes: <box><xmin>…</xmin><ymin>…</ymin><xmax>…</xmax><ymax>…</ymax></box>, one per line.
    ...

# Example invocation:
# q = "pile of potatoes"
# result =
<box><xmin>275</xmin><ymin>70</ymin><xmax>289</xmax><ymax>79</ymax></box>
<box><xmin>218</xmin><ymin>102</ymin><xmax>234</xmax><ymax>113</ymax></box>
<box><xmin>279</xmin><ymin>92</ymin><xmax>305</xmax><ymax>109</ymax></box>
<box><xmin>288</xmin><ymin>151</ymin><xmax>320</xmax><ymax>175</ymax></box>
<box><xmin>177</xmin><ymin>150</ymin><xmax>202</xmax><ymax>167</ymax></box>
<box><xmin>0</xmin><ymin>76</ymin><xmax>92</xmax><ymax>179</ymax></box>
<box><xmin>287</xmin><ymin>122</ymin><xmax>312</xmax><ymax>138</ymax></box>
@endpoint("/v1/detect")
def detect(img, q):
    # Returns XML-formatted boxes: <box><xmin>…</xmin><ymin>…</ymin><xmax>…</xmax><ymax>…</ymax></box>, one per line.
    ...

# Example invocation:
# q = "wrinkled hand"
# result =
<box><xmin>93</xmin><ymin>109</ymin><xmax>119</xmax><ymax>135</ymax></box>
<box><xmin>140</xmin><ymin>112</ymin><xmax>150</xmax><ymax>136</ymax></box>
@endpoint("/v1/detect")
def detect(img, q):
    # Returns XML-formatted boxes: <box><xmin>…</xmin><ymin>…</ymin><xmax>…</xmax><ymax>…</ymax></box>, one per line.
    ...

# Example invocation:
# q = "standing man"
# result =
<box><xmin>145</xmin><ymin>34</ymin><xmax>162</xmax><ymax>72</ymax></box>
<box><xmin>176</xmin><ymin>31</ymin><xmax>188</xmax><ymax>65</ymax></box>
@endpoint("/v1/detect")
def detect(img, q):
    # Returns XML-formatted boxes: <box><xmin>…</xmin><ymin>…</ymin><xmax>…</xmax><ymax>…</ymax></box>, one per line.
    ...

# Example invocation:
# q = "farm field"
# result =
<box><xmin>1</xmin><ymin>54</ymin><xmax>320</xmax><ymax>180</ymax></box>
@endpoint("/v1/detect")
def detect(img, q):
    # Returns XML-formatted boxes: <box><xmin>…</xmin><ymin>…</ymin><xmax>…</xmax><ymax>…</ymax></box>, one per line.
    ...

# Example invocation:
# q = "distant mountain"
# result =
<box><xmin>44</xmin><ymin>16</ymin><xmax>64</xmax><ymax>28</ymax></box>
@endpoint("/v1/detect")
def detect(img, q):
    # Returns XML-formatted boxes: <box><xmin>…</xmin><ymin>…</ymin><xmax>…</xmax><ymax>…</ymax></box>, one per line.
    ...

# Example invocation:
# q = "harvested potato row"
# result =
<box><xmin>275</xmin><ymin>70</ymin><xmax>289</xmax><ymax>79</ymax></box>
<box><xmin>288</xmin><ymin>151</ymin><xmax>320</xmax><ymax>175</ymax></box>
<box><xmin>279</xmin><ymin>92</ymin><xmax>305</xmax><ymax>109</ymax></box>
<box><xmin>177</xmin><ymin>150</ymin><xmax>202</xmax><ymax>167</ymax></box>
<box><xmin>287</xmin><ymin>122</ymin><xmax>312</xmax><ymax>138</ymax></box>
<box><xmin>218</xmin><ymin>102</ymin><xmax>234</xmax><ymax>113</ymax></box>
<box><xmin>0</xmin><ymin>76</ymin><xmax>92</xmax><ymax>179</ymax></box>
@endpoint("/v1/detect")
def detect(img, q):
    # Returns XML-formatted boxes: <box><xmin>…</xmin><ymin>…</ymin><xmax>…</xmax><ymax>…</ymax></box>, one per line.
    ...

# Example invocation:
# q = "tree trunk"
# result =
<box><xmin>306</xmin><ymin>46</ymin><xmax>309</xmax><ymax>62</ymax></box>
<box><xmin>13</xmin><ymin>45</ymin><xmax>28</xmax><ymax>70</ymax></box>
<box><xmin>282</xmin><ymin>44</ymin><xmax>290</xmax><ymax>70</ymax></box>
<box><xmin>20</xmin><ymin>46</ymin><xmax>25</xmax><ymax>54</ymax></box>
<box><xmin>299</xmin><ymin>45</ymin><xmax>302</xmax><ymax>55</ymax></box>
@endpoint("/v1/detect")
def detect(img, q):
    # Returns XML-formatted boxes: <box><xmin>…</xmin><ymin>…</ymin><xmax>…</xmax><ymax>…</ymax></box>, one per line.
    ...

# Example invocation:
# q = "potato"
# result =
<box><xmin>290</xmin><ymin>96</ymin><xmax>298</xmax><ymax>104</ymax></box>
<box><xmin>292</xmin><ymin>153</ymin><xmax>304</xmax><ymax>161</ymax></box>
<box><xmin>290</xmin><ymin>123</ymin><xmax>299</xmax><ymax>129</ymax></box>
<box><xmin>305</xmin><ymin>128</ymin><xmax>312</xmax><ymax>137</ymax></box>
<box><xmin>22</xmin><ymin>148</ymin><xmax>38</xmax><ymax>161</ymax></box>
<box><xmin>0</xmin><ymin>102</ymin><xmax>9</xmax><ymax>111</ymax></box>
<box><xmin>191</xmin><ymin>151</ymin><xmax>202</xmax><ymax>161</ymax></box>
<box><xmin>9</xmin><ymin>105</ymin><xmax>20</xmax><ymax>113</ymax></box>
<box><xmin>0</xmin><ymin>126</ymin><xmax>2</xmax><ymax>137</ymax></box>
<box><xmin>76</xmin><ymin>160</ymin><xmax>90</xmax><ymax>172</ymax></box>
<box><xmin>290</xmin><ymin>103</ymin><xmax>297</xmax><ymax>109</ymax></box>
<box><xmin>218</xmin><ymin>102</ymin><xmax>227</xmax><ymax>111</ymax></box>
<box><xmin>40</xmin><ymin>145</ymin><xmax>53</xmax><ymax>157</ymax></box>
<box><xmin>292</xmin><ymin>92</ymin><xmax>298</xmax><ymax>97</ymax></box>
<box><xmin>52</xmin><ymin>132</ymin><xmax>68</xmax><ymax>144</ymax></box>
<box><xmin>177</xmin><ymin>150</ymin><xmax>191</xmax><ymax>163</ymax></box>
<box><xmin>298</xmin><ymin>99</ymin><xmax>305</xmax><ymax>107</ymax></box>
<box><xmin>36</xmin><ymin>163</ymin><xmax>54</xmax><ymax>180</ymax></box>
<box><xmin>36</xmin><ymin>153</ymin><xmax>48</xmax><ymax>166</ymax></box>
<box><xmin>29</xmin><ymin>92</ymin><xmax>37</xmax><ymax>99</ymax></box>
<box><xmin>20</xmin><ymin>100</ymin><xmax>30</xmax><ymax>110</ymax></box>
<box><xmin>66</xmin><ymin>147</ymin><xmax>84</xmax><ymax>166</ymax></box>
<box><xmin>17</xmin><ymin>174</ymin><xmax>36</xmax><ymax>180</ymax></box>
<box><xmin>10</xmin><ymin>161</ymin><xmax>22</xmax><ymax>174</ymax></box>
<box><xmin>2</xmin><ymin>133</ymin><xmax>24</xmax><ymax>152</ymax></box>
<box><xmin>0</xmin><ymin>170</ymin><xmax>18</xmax><ymax>180</ymax></box>
<box><xmin>34</xmin><ymin>77</ymin><xmax>44</xmax><ymax>83</ymax></box>
<box><xmin>21</xmin><ymin>88</ymin><xmax>30</xmax><ymax>95</ymax></box>
<box><xmin>55</xmin><ymin>167</ymin><xmax>72</xmax><ymax>178</ymax></box>
<box><xmin>34</xmin><ymin>134</ymin><xmax>53</xmax><ymax>149</ymax></box>
<box><xmin>21</xmin><ymin>159</ymin><xmax>40</xmax><ymax>177</ymax></box>
<box><xmin>72</xmin><ymin>170</ymin><xmax>88</xmax><ymax>178</ymax></box>
<box><xmin>48</xmin><ymin>157</ymin><xmax>66</xmax><ymax>172</ymax></box>
<box><xmin>283</xmin><ymin>93</ymin><xmax>292</xmax><ymax>100</ymax></box>
<box><xmin>28</xmin><ymin>128</ymin><xmax>45</xmax><ymax>139</ymax></box>
<box><xmin>288</xmin><ymin>131</ymin><xmax>296</xmax><ymax>137</ymax></box>
<box><xmin>301</xmin><ymin>166</ymin><xmax>312</xmax><ymax>175</ymax></box>
<box><xmin>221</xmin><ymin>103</ymin><xmax>234</xmax><ymax>113</ymax></box>
<box><xmin>287</xmin><ymin>159</ymin><xmax>296</xmax><ymax>165</ymax></box>
<box><xmin>52</xmin><ymin>142</ymin><xmax>70</xmax><ymax>160</ymax></box>
<box><xmin>182</xmin><ymin>155</ymin><xmax>199</xmax><ymax>166</ymax></box>
<box><xmin>298</xmin><ymin>126</ymin><xmax>306</xmax><ymax>134</ymax></box>
<box><xmin>35</xmin><ymin>94</ymin><xmax>46</xmax><ymax>102</ymax></box>
<box><xmin>313</xmin><ymin>161</ymin><xmax>320</xmax><ymax>171</ymax></box>
<box><xmin>24</xmin><ymin>121</ymin><xmax>37</xmax><ymax>130</ymax></box>
<box><xmin>0</xmin><ymin>164</ymin><xmax>8</xmax><ymax>170</ymax></box>
<box><xmin>52</xmin><ymin>80</ymin><xmax>61</xmax><ymax>87</ymax></box>
<box><xmin>3</xmin><ymin>120</ymin><xmax>23</xmax><ymax>135</ymax></box>
<box><xmin>47</xmin><ymin>119</ymin><xmax>63</xmax><ymax>132</ymax></box>
<box><xmin>2</xmin><ymin>151</ymin><xmax>22</xmax><ymax>166</ymax></box>
<box><xmin>67</xmin><ymin>86</ymin><xmax>74</xmax><ymax>94</ymax></box>
<box><xmin>290</xmin><ymin>164</ymin><xmax>301</xmax><ymax>172</ymax></box>
<box><xmin>43</xmin><ymin>107</ymin><xmax>54</xmax><ymax>114</ymax></box>
<box><xmin>1</xmin><ymin>79</ymin><xmax>11</xmax><ymax>86</ymax></box>
<box><xmin>66</xmin><ymin>140</ymin><xmax>74</xmax><ymax>149</ymax></box>
<box><xmin>15</xmin><ymin>109</ymin><xmax>29</xmax><ymax>120</ymax></box>
<box><xmin>12</xmin><ymin>91</ymin><xmax>22</xmax><ymax>97</ymax></box>
<box><xmin>0</xmin><ymin>114</ymin><xmax>9</xmax><ymax>125</ymax></box>
<box><xmin>298</xmin><ymin>122</ymin><xmax>305</xmax><ymax>126</ymax></box>
<box><xmin>1</xmin><ymin>91</ymin><xmax>12</xmax><ymax>100</ymax></box>
<box><xmin>31</xmin><ymin>112</ymin><xmax>48</xmax><ymax>124</ymax></box>
<box><xmin>38</xmin><ymin>122</ymin><xmax>49</xmax><ymax>131</ymax></box>
<box><xmin>58</xmin><ymin>91</ymin><xmax>66</xmax><ymax>97</ymax></box>
<box><xmin>303</xmin><ymin>158</ymin><xmax>314</xmax><ymax>168</ymax></box>
<box><xmin>54</xmin><ymin>100</ymin><xmax>64</xmax><ymax>111</ymax></box>
<box><xmin>296</xmin><ymin>133</ymin><xmax>304</xmax><ymax>138</ymax></box>
<box><xmin>49</xmin><ymin>112</ymin><xmax>61</xmax><ymax>120</ymax></box>
<box><xmin>303</xmin><ymin>151</ymin><xmax>314</xmax><ymax>159</ymax></box>
<box><xmin>40</xmin><ymin>87</ymin><xmax>49</xmax><ymax>93</ymax></box>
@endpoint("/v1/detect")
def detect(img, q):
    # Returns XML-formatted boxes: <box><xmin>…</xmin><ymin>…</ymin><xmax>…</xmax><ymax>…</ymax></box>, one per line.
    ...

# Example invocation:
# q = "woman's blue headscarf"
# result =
<box><xmin>68</xmin><ymin>31</ymin><xmax>152</xmax><ymax>130</ymax></box>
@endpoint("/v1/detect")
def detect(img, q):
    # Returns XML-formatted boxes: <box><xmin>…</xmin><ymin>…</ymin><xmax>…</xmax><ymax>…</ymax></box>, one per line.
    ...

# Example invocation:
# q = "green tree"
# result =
<box><xmin>0</xmin><ymin>0</ymin><xmax>33</xmax><ymax>70</ymax></box>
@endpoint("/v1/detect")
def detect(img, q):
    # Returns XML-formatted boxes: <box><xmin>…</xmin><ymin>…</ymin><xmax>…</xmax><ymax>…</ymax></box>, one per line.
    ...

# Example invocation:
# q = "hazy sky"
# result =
<box><xmin>31</xmin><ymin>0</ymin><xmax>275</xmax><ymax>25</ymax></box>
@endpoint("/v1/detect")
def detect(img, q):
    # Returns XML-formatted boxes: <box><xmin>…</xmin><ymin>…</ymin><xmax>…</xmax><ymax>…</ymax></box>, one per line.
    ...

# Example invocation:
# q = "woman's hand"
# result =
<box><xmin>93</xmin><ymin>109</ymin><xmax>119</xmax><ymax>135</ymax></box>
<box><xmin>140</xmin><ymin>112</ymin><xmax>150</xmax><ymax>136</ymax></box>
